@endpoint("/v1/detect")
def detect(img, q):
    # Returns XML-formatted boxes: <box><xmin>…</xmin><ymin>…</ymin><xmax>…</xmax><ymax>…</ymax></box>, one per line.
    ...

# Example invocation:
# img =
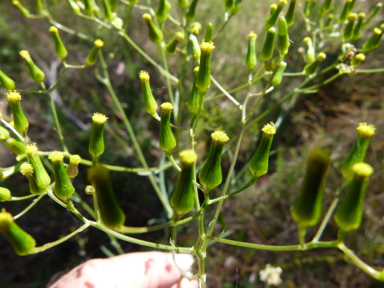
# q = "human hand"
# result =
<box><xmin>49</xmin><ymin>251</ymin><xmax>198</xmax><ymax>288</ymax></box>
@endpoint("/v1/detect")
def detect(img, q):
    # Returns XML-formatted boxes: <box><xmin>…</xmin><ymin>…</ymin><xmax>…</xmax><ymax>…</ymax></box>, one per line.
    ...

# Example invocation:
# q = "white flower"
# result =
<box><xmin>259</xmin><ymin>264</ymin><xmax>283</xmax><ymax>286</ymax></box>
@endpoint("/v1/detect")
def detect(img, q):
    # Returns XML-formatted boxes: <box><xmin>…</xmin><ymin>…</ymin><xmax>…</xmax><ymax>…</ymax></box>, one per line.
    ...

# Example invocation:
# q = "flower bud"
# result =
<box><xmin>362</xmin><ymin>28</ymin><xmax>383</xmax><ymax>52</ymax></box>
<box><xmin>366</xmin><ymin>2</ymin><xmax>382</xmax><ymax>24</ymax></box>
<box><xmin>303</xmin><ymin>37</ymin><xmax>315</xmax><ymax>63</ymax></box>
<box><xmin>36</xmin><ymin>0</ymin><xmax>43</xmax><ymax>12</ymax></box>
<box><xmin>0</xmin><ymin>188</ymin><xmax>12</xmax><ymax>202</ymax></box>
<box><xmin>231</xmin><ymin>0</ymin><xmax>243</xmax><ymax>15</ymax></box>
<box><xmin>0</xmin><ymin>210</ymin><xmax>36</xmax><ymax>255</ymax></box>
<box><xmin>12</xmin><ymin>0</ymin><xmax>30</xmax><ymax>17</ymax></box>
<box><xmin>204</xmin><ymin>23</ymin><xmax>213</xmax><ymax>42</ymax></box>
<box><xmin>304</xmin><ymin>52</ymin><xmax>326</xmax><ymax>75</ymax></box>
<box><xmin>319</xmin><ymin>0</ymin><xmax>332</xmax><ymax>18</ymax></box>
<box><xmin>225</xmin><ymin>0</ymin><xmax>235</xmax><ymax>11</ymax></box>
<box><xmin>25</xmin><ymin>144</ymin><xmax>51</xmax><ymax>189</ymax></box>
<box><xmin>128</xmin><ymin>0</ymin><xmax>138</xmax><ymax>6</ymax></box>
<box><xmin>189</xmin><ymin>34</ymin><xmax>201</xmax><ymax>61</ymax></box>
<box><xmin>191</xmin><ymin>22</ymin><xmax>202</xmax><ymax>35</ymax></box>
<box><xmin>339</xmin><ymin>0</ymin><xmax>353</xmax><ymax>24</ymax></box>
<box><xmin>0</xmin><ymin>126</ymin><xmax>10</xmax><ymax>141</ymax></box>
<box><xmin>265</xmin><ymin>0</ymin><xmax>287</xmax><ymax>30</ymax></box>
<box><xmin>3</xmin><ymin>137</ymin><xmax>26</xmax><ymax>156</ymax></box>
<box><xmin>185</xmin><ymin>0</ymin><xmax>198</xmax><ymax>24</ymax></box>
<box><xmin>156</xmin><ymin>0</ymin><xmax>171</xmax><ymax>25</ymax></box>
<box><xmin>249</xmin><ymin>123</ymin><xmax>276</xmax><ymax>177</ymax></box>
<box><xmin>139</xmin><ymin>71</ymin><xmax>159</xmax><ymax>119</ymax></box>
<box><xmin>6</xmin><ymin>91</ymin><xmax>29</xmax><ymax>136</ymax></box>
<box><xmin>271</xmin><ymin>61</ymin><xmax>287</xmax><ymax>86</ymax></box>
<box><xmin>165</xmin><ymin>32</ymin><xmax>184</xmax><ymax>55</ymax></box>
<box><xmin>66</xmin><ymin>0</ymin><xmax>81</xmax><ymax>15</ymax></box>
<box><xmin>334</xmin><ymin>163</ymin><xmax>373</xmax><ymax>233</ymax></box>
<box><xmin>285</xmin><ymin>0</ymin><xmax>296</xmax><ymax>26</ymax></box>
<box><xmin>187</xmin><ymin>67</ymin><xmax>201</xmax><ymax>116</ymax></box>
<box><xmin>196</xmin><ymin>41</ymin><xmax>215</xmax><ymax>92</ymax></box>
<box><xmin>85</xmin><ymin>185</ymin><xmax>95</xmax><ymax>195</ymax></box>
<box><xmin>351</xmin><ymin>53</ymin><xmax>365</xmax><ymax>67</ymax></box>
<box><xmin>178</xmin><ymin>0</ymin><xmax>189</xmax><ymax>9</ymax></box>
<box><xmin>0</xmin><ymin>70</ymin><xmax>16</xmax><ymax>91</ymax></box>
<box><xmin>102</xmin><ymin>0</ymin><xmax>113</xmax><ymax>21</ymax></box>
<box><xmin>86</xmin><ymin>39</ymin><xmax>104</xmax><ymax>66</ymax></box>
<box><xmin>325</xmin><ymin>13</ymin><xmax>334</xmax><ymax>27</ymax></box>
<box><xmin>343</xmin><ymin>13</ymin><xmax>357</xmax><ymax>41</ymax></box>
<box><xmin>66</xmin><ymin>154</ymin><xmax>81</xmax><ymax>178</ymax></box>
<box><xmin>277</xmin><ymin>17</ymin><xmax>289</xmax><ymax>56</ymax></box>
<box><xmin>246</xmin><ymin>32</ymin><xmax>258</xmax><ymax>71</ymax></box>
<box><xmin>84</xmin><ymin>0</ymin><xmax>94</xmax><ymax>16</ymax></box>
<box><xmin>270</xmin><ymin>3</ymin><xmax>278</xmax><ymax>14</ymax></box>
<box><xmin>351</xmin><ymin>13</ymin><xmax>365</xmax><ymax>41</ymax></box>
<box><xmin>49</xmin><ymin>151</ymin><xmax>75</xmax><ymax>199</ymax></box>
<box><xmin>170</xmin><ymin>150</ymin><xmax>197</xmax><ymax>219</ymax></box>
<box><xmin>20</xmin><ymin>163</ymin><xmax>46</xmax><ymax>194</ymax></box>
<box><xmin>199</xmin><ymin>131</ymin><xmax>229</xmax><ymax>192</ymax></box>
<box><xmin>261</xmin><ymin>27</ymin><xmax>276</xmax><ymax>62</ymax></box>
<box><xmin>159</xmin><ymin>103</ymin><xmax>176</xmax><ymax>155</ymax></box>
<box><xmin>341</xmin><ymin>123</ymin><xmax>375</xmax><ymax>181</ymax></box>
<box><xmin>89</xmin><ymin>113</ymin><xmax>108</xmax><ymax>159</ymax></box>
<box><xmin>49</xmin><ymin>26</ymin><xmax>68</xmax><ymax>60</ymax></box>
<box><xmin>304</xmin><ymin>0</ymin><xmax>310</xmax><ymax>17</ymax></box>
<box><xmin>1</xmin><ymin>163</ymin><xmax>23</xmax><ymax>182</ymax></box>
<box><xmin>291</xmin><ymin>149</ymin><xmax>330</xmax><ymax>229</ymax></box>
<box><xmin>19</xmin><ymin>50</ymin><xmax>45</xmax><ymax>83</ymax></box>
<box><xmin>88</xmin><ymin>165</ymin><xmax>126</xmax><ymax>229</ymax></box>
<box><xmin>143</xmin><ymin>13</ymin><xmax>163</xmax><ymax>45</ymax></box>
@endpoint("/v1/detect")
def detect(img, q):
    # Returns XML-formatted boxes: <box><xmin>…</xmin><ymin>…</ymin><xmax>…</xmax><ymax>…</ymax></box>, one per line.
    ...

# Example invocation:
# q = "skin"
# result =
<box><xmin>49</xmin><ymin>252</ymin><xmax>198</xmax><ymax>288</ymax></box>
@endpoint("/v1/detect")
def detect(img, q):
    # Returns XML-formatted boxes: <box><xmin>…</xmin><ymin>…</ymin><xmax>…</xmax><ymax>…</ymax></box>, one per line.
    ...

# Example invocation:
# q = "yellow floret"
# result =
<box><xmin>6</xmin><ymin>91</ymin><xmax>22</xmax><ymax>103</ymax></box>
<box><xmin>12</xmin><ymin>0</ymin><xmax>20</xmax><ymax>5</ymax></box>
<box><xmin>176</xmin><ymin>32</ymin><xmax>184</xmax><ymax>40</ymax></box>
<box><xmin>70</xmin><ymin>155</ymin><xmax>81</xmax><ymax>164</ymax></box>
<box><xmin>318</xmin><ymin>52</ymin><xmax>326</xmax><ymax>60</ymax></box>
<box><xmin>211</xmin><ymin>131</ymin><xmax>230</xmax><ymax>145</ymax></box>
<box><xmin>92</xmin><ymin>113</ymin><xmax>108</xmax><ymax>124</ymax></box>
<box><xmin>200</xmin><ymin>41</ymin><xmax>215</xmax><ymax>53</ymax></box>
<box><xmin>357</xmin><ymin>123</ymin><xmax>375</xmax><ymax>137</ymax></box>
<box><xmin>143</xmin><ymin>13</ymin><xmax>152</xmax><ymax>21</ymax></box>
<box><xmin>355</xmin><ymin>54</ymin><xmax>365</xmax><ymax>61</ymax></box>
<box><xmin>352</xmin><ymin>163</ymin><xmax>373</xmax><ymax>177</ymax></box>
<box><xmin>49</xmin><ymin>26</ymin><xmax>58</xmax><ymax>33</ymax></box>
<box><xmin>303</xmin><ymin>37</ymin><xmax>312</xmax><ymax>43</ymax></box>
<box><xmin>20</xmin><ymin>163</ymin><xmax>34</xmax><ymax>175</ymax></box>
<box><xmin>262</xmin><ymin>122</ymin><xmax>276</xmax><ymax>136</ymax></box>
<box><xmin>25</xmin><ymin>144</ymin><xmax>38</xmax><ymax>155</ymax></box>
<box><xmin>193</xmin><ymin>66</ymin><xmax>199</xmax><ymax>75</ymax></box>
<box><xmin>49</xmin><ymin>151</ymin><xmax>64</xmax><ymax>163</ymax></box>
<box><xmin>94</xmin><ymin>39</ymin><xmax>104</xmax><ymax>48</ymax></box>
<box><xmin>161</xmin><ymin>102</ymin><xmax>173</xmax><ymax>112</ymax></box>
<box><xmin>358</xmin><ymin>13</ymin><xmax>366</xmax><ymax>19</ymax></box>
<box><xmin>179</xmin><ymin>149</ymin><xmax>198</xmax><ymax>166</ymax></box>
<box><xmin>373</xmin><ymin>28</ymin><xmax>382</xmax><ymax>35</ymax></box>
<box><xmin>348</xmin><ymin>13</ymin><xmax>358</xmax><ymax>20</ymax></box>
<box><xmin>249</xmin><ymin>31</ymin><xmax>257</xmax><ymax>39</ymax></box>
<box><xmin>279</xmin><ymin>0</ymin><xmax>287</xmax><ymax>5</ymax></box>
<box><xmin>139</xmin><ymin>70</ymin><xmax>150</xmax><ymax>82</ymax></box>
<box><xmin>19</xmin><ymin>50</ymin><xmax>30</xmax><ymax>59</ymax></box>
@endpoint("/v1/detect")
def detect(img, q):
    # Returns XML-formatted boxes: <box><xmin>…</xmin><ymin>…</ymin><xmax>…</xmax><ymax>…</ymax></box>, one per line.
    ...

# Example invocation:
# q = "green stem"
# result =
<box><xmin>118</xmin><ymin>31</ymin><xmax>178</xmax><ymax>83</ymax></box>
<box><xmin>92</xmin><ymin>222</ymin><xmax>193</xmax><ymax>252</ymax></box>
<box><xmin>42</xmin><ymin>83</ymin><xmax>68</xmax><ymax>152</ymax></box>
<box><xmin>355</xmin><ymin>68</ymin><xmax>384</xmax><ymax>73</ymax></box>
<box><xmin>207</xmin><ymin>235</ymin><xmax>339</xmax><ymax>251</ymax></box>
<box><xmin>338</xmin><ymin>242</ymin><xmax>384</xmax><ymax>281</ymax></box>
<box><xmin>208</xmin><ymin>176</ymin><xmax>258</xmax><ymax>205</ymax></box>
<box><xmin>160</xmin><ymin>45</ymin><xmax>175</xmax><ymax>105</ymax></box>
<box><xmin>13</xmin><ymin>193</ymin><xmax>47</xmax><ymax>220</ymax></box>
<box><xmin>29</xmin><ymin>223</ymin><xmax>90</xmax><ymax>254</ymax></box>
<box><xmin>10</xmin><ymin>194</ymin><xmax>38</xmax><ymax>201</ymax></box>
<box><xmin>97</xmin><ymin>52</ymin><xmax>174</xmax><ymax>219</ymax></box>
<box><xmin>210</xmin><ymin>75</ymin><xmax>242</xmax><ymax>109</ymax></box>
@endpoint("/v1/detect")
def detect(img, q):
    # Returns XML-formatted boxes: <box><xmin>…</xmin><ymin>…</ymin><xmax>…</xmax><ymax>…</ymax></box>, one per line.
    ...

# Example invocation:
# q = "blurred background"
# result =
<box><xmin>0</xmin><ymin>0</ymin><xmax>383</xmax><ymax>287</ymax></box>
